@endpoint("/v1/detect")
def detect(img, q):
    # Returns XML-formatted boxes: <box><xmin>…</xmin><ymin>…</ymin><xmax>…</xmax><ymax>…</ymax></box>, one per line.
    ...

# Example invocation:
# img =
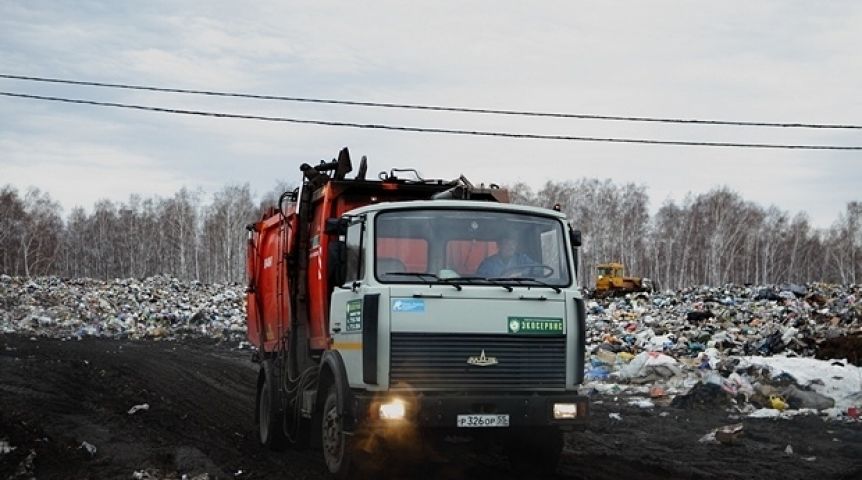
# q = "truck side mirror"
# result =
<box><xmin>325</xmin><ymin>218</ymin><xmax>349</xmax><ymax>235</ymax></box>
<box><xmin>569</xmin><ymin>228</ymin><xmax>581</xmax><ymax>286</ymax></box>
<box><xmin>570</xmin><ymin>229</ymin><xmax>582</xmax><ymax>248</ymax></box>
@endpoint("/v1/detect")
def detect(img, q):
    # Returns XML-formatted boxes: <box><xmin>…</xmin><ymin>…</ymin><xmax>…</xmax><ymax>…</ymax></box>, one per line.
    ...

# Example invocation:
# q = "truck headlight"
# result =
<box><xmin>553</xmin><ymin>403</ymin><xmax>578</xmax><ymax>419</ymax></box>
<box><xmin>379</xmin><ymin>399</ymin><xmax>406</xmax><ymax>420</ymax></box>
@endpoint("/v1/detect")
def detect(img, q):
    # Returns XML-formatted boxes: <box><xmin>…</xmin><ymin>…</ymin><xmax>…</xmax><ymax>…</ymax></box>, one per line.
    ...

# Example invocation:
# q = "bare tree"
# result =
<box><xmin>160</xmin><ymin>188</ymin><xmax>201</xmax><ymax>280</ymax></box>
<box><xmin>19</xmin><ymin>188</ymin><xmax>63</xmax><ymax>277</ymax></box>
<box><xmin>201</xmin><ymin>184</ymin><xmax>257</xmax><ymax>283</ymax></box>
<box><xmin>0</xmin><ymin>186</ymin><xmax>26</xmax><ymax>275</ymax></box>
<box><xmin>257</xmin><ymin>179</ymin><xmax>297</xmax><ymax>216</ymax></box>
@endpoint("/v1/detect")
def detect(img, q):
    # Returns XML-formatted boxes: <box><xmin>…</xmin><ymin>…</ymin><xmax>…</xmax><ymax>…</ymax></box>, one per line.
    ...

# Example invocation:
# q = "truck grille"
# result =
<box><xmin>389</xmin><ymin>333</ymin><xmax>566</xmax><ymax>390</ymax></box>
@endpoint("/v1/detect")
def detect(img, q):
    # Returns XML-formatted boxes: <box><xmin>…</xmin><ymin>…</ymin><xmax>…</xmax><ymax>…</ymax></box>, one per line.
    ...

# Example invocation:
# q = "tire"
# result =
<box><xmin>256</xmin><ymin>360</ymin><xmax>285</xmax><ymax>450</ymax></box>
<box><xmin>504</xmin><ymin>427</ymin><xmax>563</xmax><ymax>477</ymax></box>
<box><xmin>320</xmin><ymin>384</ymin><xmax>356</xmax><ymax>479</ymax></box>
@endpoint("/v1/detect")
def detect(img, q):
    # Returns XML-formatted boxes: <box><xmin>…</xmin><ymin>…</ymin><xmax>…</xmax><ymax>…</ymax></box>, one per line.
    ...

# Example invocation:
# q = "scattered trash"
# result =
<box><xmin>608</xmin><ymin>412</ymin><xmax>622</xmax><ymax>421</ymax></box>
<box><xmin>0</xmin><ymin>276</ymin><xmax>246</xmax><ymax>343</ymax></box>
<box><xmin>0</xmin><ymin>439</ymin><xmax>16</xmax><ymax>455</ymax></box>
<box><xmin>782</xmin><ymin>385</ymin><xmax>835</xmax><ymax>410</ymax></box>
<box><xmin>628</xmin><ymin>398</ymin><xmax>655</xmax><ymax>408</ymax></box>
<box><xmin>749</xmin><ymin>408</ymin><xmax>782</xmax><ymax>419</ymax></box>
<box><xmin>649</xmin><ymin>385</ymin><xmax>667</xmax><ymax>398</ymax></box>
<box><xmin>579</xmin><ymin>283</ymin><xmax>862</xmax><ymax>419</ymax></box>
<box><xmin>128</xmin><ymin>403</ymin><xmax>150</xmax><ymax>415</ymax></box>
<box><xmin>5</xmin><ymin>277</ymin><xmax>862</xmax><ymax>422</ymax></box>
<box><xmin>686</xmin><ymin>310</ymin><xmax>714</xmax><ymax>323</ymax></box>
<box><xmin>699</xmin><ymin>431</ymin><xmax>718</xmax><ymax>444</ymax></box>
<box><xmin>585</xmin><ymin>283</ymin><xmax>860</xmax><ymax>361</ymax></box>
<box><xmin>721</xmin><ymin>372</ymin><xmax>754</xmax><ymax>400</ymax></box>
<box><xmin>714</xmin><ymin>423</ymin><xmax>744</xmax><ymax>445</ymax></box>
<box><xmin>699</xmin><ymin>423</ymin><xmax>744</xmax><ymax>445</ymax></box>
<box><xmin>671</xmin><ymin>382</ymin><xmax>731</xmax><ymax>410</ymax></box>
<box><xmin>585</xmin><ymin>366</ymin><xmax>610</xmax><ymax>380</ymax></box>
<box><xmin>740</xmin><ymin>356</ymin><xmax>862</xmax><ymax>411</ymax></box>
<box><xmin>133</xmin><ymin>469</ymin><xmax>196</xmax><ymax>479</ymax></box>
<box><xmin>769</xmin><ymin>396</ymin><xmax>788</xmax><ymax>411</ymax></box>
<box><xmin>784</xmin><ymin>444</ymin><xmax>794</xmax><ymax>455</ymax></box>
<box><xmin>617</xmin><ymin>351</ymin><xmax>681</xmax><ymax>384</ymax></box>
<box><xmin>80</xmin><ymin>441</ymin><xmax>97</xmax><ymax>456</ymax></box>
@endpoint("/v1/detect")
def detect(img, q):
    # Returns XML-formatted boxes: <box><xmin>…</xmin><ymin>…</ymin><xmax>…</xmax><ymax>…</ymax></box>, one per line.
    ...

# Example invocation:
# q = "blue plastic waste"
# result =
<box><xmin>585</xmin><ymin>366</ymin><xmax>610</xmax><ymax>380</ymax></box>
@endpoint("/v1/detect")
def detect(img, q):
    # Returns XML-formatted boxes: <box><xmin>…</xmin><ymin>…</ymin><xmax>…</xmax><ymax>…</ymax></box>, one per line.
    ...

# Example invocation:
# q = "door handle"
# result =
<box><xmin>519</xmin><ymin>295</ymin><xmax>548</xmax><ymax>301</ymax></box>
<box><xmin>413</xmin><ymin>293</ymin><xmax>443</xmax><ymax>299</ymax></box>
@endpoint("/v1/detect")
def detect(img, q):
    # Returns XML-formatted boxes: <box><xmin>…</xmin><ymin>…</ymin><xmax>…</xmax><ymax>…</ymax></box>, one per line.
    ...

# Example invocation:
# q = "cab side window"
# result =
<box><xmin>345</xmin><ymin>221</ymin><xmax>364</xmax><ymax>282</ymax></box>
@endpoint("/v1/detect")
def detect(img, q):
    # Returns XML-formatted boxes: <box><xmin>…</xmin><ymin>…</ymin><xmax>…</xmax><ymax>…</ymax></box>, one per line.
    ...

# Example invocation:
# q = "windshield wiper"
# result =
<box><xmin>466</xmin><ymin>276</ymin><xmax>513</xmax><ymax>292</ymax></box>
<box><xmin>488</xmin><ymin>277</ymin><xmax>562</xmax><ymax>293</ymax></box>
<box><xmin>382</xmin><ymin>271</ymin><xmax>462</xmax><ymax>291</ymax></box>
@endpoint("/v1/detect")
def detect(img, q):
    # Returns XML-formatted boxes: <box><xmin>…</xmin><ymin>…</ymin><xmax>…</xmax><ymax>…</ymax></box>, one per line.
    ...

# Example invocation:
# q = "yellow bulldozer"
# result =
<box><xmin>593</xmin><ymin>262</ymin><xmax>652</xmax><ymax>298</ymax></box>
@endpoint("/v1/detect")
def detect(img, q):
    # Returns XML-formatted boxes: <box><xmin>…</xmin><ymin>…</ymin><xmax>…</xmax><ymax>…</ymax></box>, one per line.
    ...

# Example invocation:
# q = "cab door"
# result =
<box><xmin>329</xmin><ymin>217</ymin><xmax>386</xmax><ymax>389</ymax></box>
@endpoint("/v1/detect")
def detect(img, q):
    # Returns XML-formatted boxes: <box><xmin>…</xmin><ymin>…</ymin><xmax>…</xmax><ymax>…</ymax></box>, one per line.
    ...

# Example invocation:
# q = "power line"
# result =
<box><xmin>2</xmin><ymin>73</ymin><xmax>861</xmax><ymax>130</ymax></box>
<box><xmin>1</xmin><ymin>90</ymin><xmax>861</xmax><ymax>150</ymax></box>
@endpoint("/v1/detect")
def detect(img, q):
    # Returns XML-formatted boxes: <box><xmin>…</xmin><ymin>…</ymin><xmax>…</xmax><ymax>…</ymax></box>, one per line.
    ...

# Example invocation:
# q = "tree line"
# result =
<box><xmin>0</xmin><ymin>183</ymin><xmax>288</xmax><ymax>284</ymax></box>
<box><xmin>1</xmin><ymin>181</ymin><xmax>859</xmax><ymax>288</ymax></box>
<box><xmin>510</xmin><ymin>180</ymin><xmax>861</xmax><ymax>289</ymax></box>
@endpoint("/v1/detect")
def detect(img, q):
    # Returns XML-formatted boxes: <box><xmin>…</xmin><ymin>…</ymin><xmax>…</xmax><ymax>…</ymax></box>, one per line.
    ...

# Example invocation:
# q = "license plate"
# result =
<box><xmin>456</xmin><ymin>414</ymin><xmax>510</xmax><ymax>428</ymax></box>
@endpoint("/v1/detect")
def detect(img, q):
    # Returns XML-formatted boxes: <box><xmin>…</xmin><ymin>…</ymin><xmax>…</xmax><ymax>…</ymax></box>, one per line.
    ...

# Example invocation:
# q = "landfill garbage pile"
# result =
<box><xmin>583</xmin><ymin>283</ymin><xmax>862</xmax><ymax>421</ymax></box>
<box><xmin>0</xmin><ymin>275</ymin><xmax>246</xmax><ymax>343</ymax></box>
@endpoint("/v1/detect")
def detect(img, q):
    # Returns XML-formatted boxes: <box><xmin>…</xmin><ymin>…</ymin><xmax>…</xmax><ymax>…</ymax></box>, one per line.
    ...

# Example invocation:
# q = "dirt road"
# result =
<box><xmin>1</xmin><ymin>335</ymin><xmax>860</xmax><ymax>479</ymax></box>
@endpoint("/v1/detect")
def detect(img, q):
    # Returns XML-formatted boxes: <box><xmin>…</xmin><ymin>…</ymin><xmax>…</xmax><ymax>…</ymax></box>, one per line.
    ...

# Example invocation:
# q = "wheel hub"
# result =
<box><xmin>323</xmin><ymin>406</ymin><xmax>343</xmax><ymax>465</ymax></box>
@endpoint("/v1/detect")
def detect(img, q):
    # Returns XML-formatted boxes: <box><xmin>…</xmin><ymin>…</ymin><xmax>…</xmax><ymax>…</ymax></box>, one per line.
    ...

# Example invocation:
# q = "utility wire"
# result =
<box><xmin>1</xmin><ymin>91</ymin><xmax>860</xmax><ymax>150</ymax></box>
<box><xmin>2</xmin><ymin>73</ymin><xmax>861</xmax><ymax>130</ymax></box>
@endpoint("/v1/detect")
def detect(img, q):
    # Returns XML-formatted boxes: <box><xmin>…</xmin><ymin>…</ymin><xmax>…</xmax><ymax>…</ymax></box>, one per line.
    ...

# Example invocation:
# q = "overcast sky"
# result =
<box><xmin>1</xmin><ymin>1</ymin><xmax>860</xmax><ymax>228</ymax></box>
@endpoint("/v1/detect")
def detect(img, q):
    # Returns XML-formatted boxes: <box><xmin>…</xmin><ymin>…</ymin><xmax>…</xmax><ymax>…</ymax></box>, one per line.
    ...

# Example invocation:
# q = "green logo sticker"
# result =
<box><xmin>508</xmin><ymin>319</ymin><xmax>521</xmax><ymax>333</ymax></box>
<box><xmin>507</xmin><ymin>317</ymin><xmax>564</xmax><ymax>335</ymax></box>
<box><xmin>346</xmin><ymin>299</ymin><xmax>363</xmax><ymax>332</ymax></box>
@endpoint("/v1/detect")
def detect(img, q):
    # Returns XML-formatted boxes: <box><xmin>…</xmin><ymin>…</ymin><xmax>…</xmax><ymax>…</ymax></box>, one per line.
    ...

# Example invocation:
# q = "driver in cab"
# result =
<box><xmin>476</xmin><ymin>231</ymin><xmax>536</xmax><ymax>278</ymax></box>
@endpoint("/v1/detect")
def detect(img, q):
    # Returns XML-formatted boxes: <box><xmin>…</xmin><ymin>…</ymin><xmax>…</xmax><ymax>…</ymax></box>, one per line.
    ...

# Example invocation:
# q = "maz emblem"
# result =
<box><xmin>466</xmin><ymin>349</ymin><xmax>498</xmax><ymax>367</ymax></box>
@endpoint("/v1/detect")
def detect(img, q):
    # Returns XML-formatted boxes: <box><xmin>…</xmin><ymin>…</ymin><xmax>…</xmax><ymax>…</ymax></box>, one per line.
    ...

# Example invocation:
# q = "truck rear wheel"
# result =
<box><xmin>504</xmin><ymin>427</ymin><xmax>563</xmax><ymax>476</ymax></box>
<box><xmin>256</xmin><ymin>360</ymin><xmax>285</xmax><ymax>450</ymax></box>
<box><xmin>321</xmin><ymin>384</ymin><xmax>358</xmax><ymax>479</ymax></box>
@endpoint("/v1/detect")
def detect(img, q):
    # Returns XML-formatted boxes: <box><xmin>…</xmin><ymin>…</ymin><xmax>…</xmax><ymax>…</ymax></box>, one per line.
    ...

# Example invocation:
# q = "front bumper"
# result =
<box><xmin>351</xmin><ymin>391</ymin><xmax>589</xmax><ymax>430</ymax></box>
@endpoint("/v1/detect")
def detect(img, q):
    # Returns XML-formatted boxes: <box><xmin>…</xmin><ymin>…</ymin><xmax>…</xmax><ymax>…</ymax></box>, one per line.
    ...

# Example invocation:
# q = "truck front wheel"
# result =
<box><xmin>321</xmin><ymin>384</ymin><xmax>355</xmax><ymax>478</ymax></box>
<box><xmin>504</xmin><ymin>427</ymin><xmax>563</xmax><ymax>476</ymax></box>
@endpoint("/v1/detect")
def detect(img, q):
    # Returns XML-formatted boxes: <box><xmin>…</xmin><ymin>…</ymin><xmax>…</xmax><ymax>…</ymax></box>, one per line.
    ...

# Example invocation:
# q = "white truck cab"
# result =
<box><xmin>326</xmin><ymin>199</ymin><xmax>589</xmax><ymax>474</ymax></box>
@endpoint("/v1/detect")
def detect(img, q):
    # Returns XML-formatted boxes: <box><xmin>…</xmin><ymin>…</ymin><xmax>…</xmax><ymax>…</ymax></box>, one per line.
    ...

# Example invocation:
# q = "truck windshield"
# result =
<box><xmin>374</xmin><ymin>208</ymin><xmax>572</xmax><ymax>288</ymax></box>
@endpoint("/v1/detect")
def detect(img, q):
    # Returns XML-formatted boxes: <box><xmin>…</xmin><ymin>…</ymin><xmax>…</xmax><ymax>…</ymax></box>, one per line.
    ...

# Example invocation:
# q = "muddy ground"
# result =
<box><xmin>1</xmin><ymin>334</ymin><xmax>860</xmax><ymax>480</ymax></box>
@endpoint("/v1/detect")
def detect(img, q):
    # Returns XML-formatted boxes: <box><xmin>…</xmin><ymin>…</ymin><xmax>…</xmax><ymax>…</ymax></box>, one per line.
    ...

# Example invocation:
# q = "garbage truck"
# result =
<box><xmin>245</xmin><ymin>148</ymin><xmax>589</xmax><ymax>477</ymax></box>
